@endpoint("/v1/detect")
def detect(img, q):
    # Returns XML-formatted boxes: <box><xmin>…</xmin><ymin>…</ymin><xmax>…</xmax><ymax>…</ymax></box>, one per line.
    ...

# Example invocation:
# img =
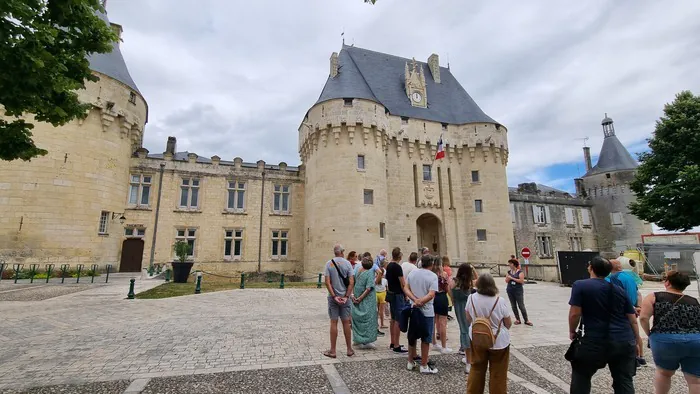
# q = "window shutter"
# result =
<box><xmin>544</xmin><ymin>206</ymin><xmax>551</xmax><ymax>224</ymax></box>
<box><xmin>582</xmin><ymin>209</ymin><xmax>591</xmax><ymax>226</ymax></box>
<box><xmin>565</xmin><ymin>208</ymin><xmax>574</xmax><ymax>225</ymax></box>
<box><xmin>532</xmin><ymin>205</ymin><xmax>539</xmax><ymax>223</ymax></box>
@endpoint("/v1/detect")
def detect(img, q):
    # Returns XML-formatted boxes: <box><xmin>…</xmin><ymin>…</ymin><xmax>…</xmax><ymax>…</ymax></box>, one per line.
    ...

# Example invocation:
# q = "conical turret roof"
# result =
<box><xmin>87</xmin><ymin>10</ymin><xmax>141</xmax><ymax>93</ymax></box>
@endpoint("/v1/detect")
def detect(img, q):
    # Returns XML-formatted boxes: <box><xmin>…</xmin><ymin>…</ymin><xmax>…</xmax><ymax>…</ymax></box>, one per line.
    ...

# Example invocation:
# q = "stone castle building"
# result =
<box><xmin>0</xmin><ymin>11</ymin><xmax>649</xmax><ymax>278</ymax></box>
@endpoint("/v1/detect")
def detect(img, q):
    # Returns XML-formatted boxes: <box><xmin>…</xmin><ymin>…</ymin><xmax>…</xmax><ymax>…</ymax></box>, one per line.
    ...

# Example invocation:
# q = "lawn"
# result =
<box><xmin>135</xmin><ymin>280</ymin><xmax>320</xmax><ymax>299</ymax></box>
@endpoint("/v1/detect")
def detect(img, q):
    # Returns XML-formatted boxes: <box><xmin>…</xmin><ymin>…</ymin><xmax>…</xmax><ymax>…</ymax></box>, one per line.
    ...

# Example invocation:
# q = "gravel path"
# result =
<box><xmin>141</xmin><ymin>366</ymin><xmax>333</xmax><ymax>394</ymax></box>
<box><xmin>0</xmin><ymin>380</ymin><xmax>129</xmax><ymax>394</ymax></box>
<box><xmin>519</xmin><ymin>344</ymin><xmax>689</xmax><ymax>394</ymax></box>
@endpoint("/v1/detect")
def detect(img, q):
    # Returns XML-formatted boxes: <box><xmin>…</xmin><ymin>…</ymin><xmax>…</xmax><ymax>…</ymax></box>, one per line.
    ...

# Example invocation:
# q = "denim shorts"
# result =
<box><xmin>423</xmin><ymin>316</ymin><xmax>435</xmax><ymax>343</ymax></box>
<box><xmin>387</xmin><ymin>292</ymin><xmax>406</xmax><ymax>320</ymax></box>
<box><xmin>650</xmin><ymin>333</ymin><xmax>700</xmax><ymax>377</ymax></box>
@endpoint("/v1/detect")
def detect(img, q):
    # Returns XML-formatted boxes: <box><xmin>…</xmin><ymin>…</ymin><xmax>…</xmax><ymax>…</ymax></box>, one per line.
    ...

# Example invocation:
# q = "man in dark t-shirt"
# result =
<box><xmin>386</xmin><ymin>247</ymin><xmax>408</xmax><ymax>353</ymax></box>
<box><xmin>568</xmin><ymin>256</ymin><xmax>641</xmax><ymax>394</ymax></box>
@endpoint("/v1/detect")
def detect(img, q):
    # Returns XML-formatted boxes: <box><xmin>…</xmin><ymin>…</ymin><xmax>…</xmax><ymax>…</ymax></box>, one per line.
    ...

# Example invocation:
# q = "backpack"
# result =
<box><xmin>470</xmin><ymin>297</ymin><xmax>503</xmax><ymax>355</ymax></box>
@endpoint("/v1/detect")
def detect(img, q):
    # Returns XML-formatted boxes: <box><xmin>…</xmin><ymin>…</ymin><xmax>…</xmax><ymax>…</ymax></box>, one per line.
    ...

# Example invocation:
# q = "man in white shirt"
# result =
<box><xmin>401</xmin><ymin>252</ymin><xmax>419</xmax><ymax>278</ymax></box>
<box><xmin>404</xmin><ymin>255</ymin><xmax>439</xmax><ymax>374</ymax></box>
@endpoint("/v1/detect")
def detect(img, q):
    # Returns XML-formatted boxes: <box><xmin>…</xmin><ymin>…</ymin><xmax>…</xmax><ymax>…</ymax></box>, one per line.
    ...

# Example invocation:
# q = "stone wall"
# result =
<box><xmin>126</xmin><ymin>155</ymin><xmax>305</xmax><ymax>276</ymax></box>
<box><xmin>510</xmin><ymin>190</ymin><xmax>598</xmax><ymax>264</ymax></box>
<box><xmin>0</xmin><ymin>73</ymin><xmax>147</xmax><ymax>269</ymax></box>
<box><xmin>582</xmin><ymin>170</ymin><xmax>651</xmax><ymax>252</ymax></box>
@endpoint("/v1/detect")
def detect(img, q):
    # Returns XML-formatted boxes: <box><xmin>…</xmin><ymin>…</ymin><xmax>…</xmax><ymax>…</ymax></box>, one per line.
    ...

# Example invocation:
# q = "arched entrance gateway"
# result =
<box><xmin>416</xmin><ymin>213</ymin><xmax>444</xmax><ymax>256</ymax></box>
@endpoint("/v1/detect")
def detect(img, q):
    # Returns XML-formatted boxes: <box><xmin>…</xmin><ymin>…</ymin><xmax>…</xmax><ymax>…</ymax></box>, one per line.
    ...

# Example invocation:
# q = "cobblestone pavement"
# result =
<box><xmin>0</xmin><ymin>277</ymin><xmax>694</xmax><ymax>393</ymax></box>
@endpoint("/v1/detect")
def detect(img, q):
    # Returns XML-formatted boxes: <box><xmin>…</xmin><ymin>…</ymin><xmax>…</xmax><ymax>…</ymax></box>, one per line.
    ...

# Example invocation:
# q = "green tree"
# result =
<box><xmin>629</xmin><ymin>90</ymin><xmax>700</xmax><ymax>231</ymax></box>
<box><xmin>0</xmin><ymin>0</ymin><xmax>117</xmax><ymax>161</ymax></box>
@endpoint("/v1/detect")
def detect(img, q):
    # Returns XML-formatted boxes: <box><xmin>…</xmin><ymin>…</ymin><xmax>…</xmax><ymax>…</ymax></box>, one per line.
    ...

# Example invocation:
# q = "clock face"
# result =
<box><xmin>411</xmin><ymin>91</ymin><xmax>422</xmax><ymax>103</ymax></box>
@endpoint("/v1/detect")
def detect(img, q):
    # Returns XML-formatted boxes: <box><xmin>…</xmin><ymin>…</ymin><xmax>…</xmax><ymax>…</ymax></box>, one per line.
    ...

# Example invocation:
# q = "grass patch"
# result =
<box><xmin>135</xmin><ymin>280</ymin><xmax>320</xmax><ymax>299</ymax></box>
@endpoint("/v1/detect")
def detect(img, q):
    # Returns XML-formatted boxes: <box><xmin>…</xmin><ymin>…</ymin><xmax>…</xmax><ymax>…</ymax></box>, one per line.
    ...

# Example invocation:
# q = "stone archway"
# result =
<box><xmin>416</xmin><ymin>213</ymin><xmax>443</xmax><ymax>255</ymax></box>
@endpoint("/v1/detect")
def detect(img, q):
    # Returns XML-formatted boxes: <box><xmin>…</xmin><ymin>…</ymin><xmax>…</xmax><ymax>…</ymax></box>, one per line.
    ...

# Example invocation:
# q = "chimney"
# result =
<box><xmin>330</xmin><ymin>52</ymin><xmax>339</xmax><ymax>78</ymax></box>
<box><xmin>574</xmin><ymin>178</ymin><xmax>586</xmax><ymax>197</ymax></box>
<box><xmin>428</xmin><ymin>54</ymin><xmax>440</xmax><ymax>83</ymax></box>
<box><xmin>166</xmin><ymin>136</ymin><xmax>177</xmax><ymax>155</ymax></box>
<box><xmin>583</xmin><ymin>146</ymin><xmax>592</xmax><ymax>172</ymax></box>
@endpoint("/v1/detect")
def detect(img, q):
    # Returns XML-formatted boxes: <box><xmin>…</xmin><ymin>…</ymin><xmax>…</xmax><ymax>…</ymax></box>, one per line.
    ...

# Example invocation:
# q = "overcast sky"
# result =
<box><xmin>106</xmin><ymin>0</ymin><xmax>700</xmax><ymax>192</ymax></box>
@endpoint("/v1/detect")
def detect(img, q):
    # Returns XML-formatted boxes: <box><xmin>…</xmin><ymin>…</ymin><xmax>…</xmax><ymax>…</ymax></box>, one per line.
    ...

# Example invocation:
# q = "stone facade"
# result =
<box><xmin>0</xmin><ymin>14</ymin><xmax>648</xmax><ymax>279</ymax></box>
<box><xmin>509</xmin><ymin>183</ymin><xmax>597</xmax><ymax>264</ymax></box>
<box><xmin>0</xmin><ymin>71</ymin><xmax>147</xmax><ymax>269</ymax></box>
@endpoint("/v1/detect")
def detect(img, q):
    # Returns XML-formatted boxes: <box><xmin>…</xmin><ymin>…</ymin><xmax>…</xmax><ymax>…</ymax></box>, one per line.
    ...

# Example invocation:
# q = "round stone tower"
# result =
<box><xmin>300</xmin><ymin>97</ymin><xmax>391</xmax><ymax>276</ymax></box>
<box><xmin>580</xmin><ymin>114</ymin><xmax>650</xmax><ymax>254</ymax></box>
<box><xmin>0</xmin><ymin>10</ymin><xmax>147</xmax><ymax>269</ymax></box>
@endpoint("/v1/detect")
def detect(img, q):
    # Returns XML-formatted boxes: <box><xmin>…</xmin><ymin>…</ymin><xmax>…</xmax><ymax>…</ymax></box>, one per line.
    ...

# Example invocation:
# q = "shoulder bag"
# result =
<box><xmin>330</xmin><ymin>259</ymin><xmax>350</xmax><ymax>288</ymax></box>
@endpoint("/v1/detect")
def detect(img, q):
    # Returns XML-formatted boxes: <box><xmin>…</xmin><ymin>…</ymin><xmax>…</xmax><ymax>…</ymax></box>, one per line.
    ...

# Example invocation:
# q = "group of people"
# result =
<box><xmin>568</xmin><ymin>256</ymin><xmax>700</xmax><ymax>394</ymax></box>
<box><xmin>322</xmin><ymin>243</ymin><xmax>537</xmax><ymax>393</ymax></box>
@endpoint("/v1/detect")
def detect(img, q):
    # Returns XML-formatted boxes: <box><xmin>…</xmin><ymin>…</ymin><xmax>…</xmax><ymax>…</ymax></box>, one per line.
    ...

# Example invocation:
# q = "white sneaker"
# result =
<box><xmin>407</xmin><ymin>361</ymin><xmax>417</xmax><ymax>371</ymax></box>
<box><xmin>461</xmin><ymin>357</ymin><xmax>467</xmax><ymax>364</ymax></box>
<box><xmin>420</xmin><ymin>364</ymin><xmax>439</xmax><ymax>374</ymax></box>
<box><xmin>458</xmin><ymin>349</ymin><xmax>466</xmax><ymax>355</ymax></box>
<box><xmin>440</xmin><ymin>347</ymin><xmax>453</xmax><ymax>354</ymax></box>
<box><xmin>465</xmin><ymin>363</ymin><xmax>471</xmax><ymax>374</ymax></box>
<box><xmin>361</xmin><ymin>342</ymin><xmax>376</xmax><ymax>350</ymax></box>
<box><xmin>432</xmin><ymin>344</ymin><xmax>443</xmax><ymax>352</ymax></box>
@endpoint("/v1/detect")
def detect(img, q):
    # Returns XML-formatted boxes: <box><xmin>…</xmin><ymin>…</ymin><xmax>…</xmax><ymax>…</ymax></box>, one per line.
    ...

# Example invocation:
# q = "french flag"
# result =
<box><xmin>435</xmin><ymin>135</ymin><xmax>445</xmax><ymax>160</ymax></box>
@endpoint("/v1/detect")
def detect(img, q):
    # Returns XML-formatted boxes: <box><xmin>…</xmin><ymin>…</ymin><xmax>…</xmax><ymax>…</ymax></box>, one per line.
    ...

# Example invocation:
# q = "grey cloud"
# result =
<box><xmin>107</xmin><ymin>0</ymin><xmax>700</xmax><ymax>177</ymax></box>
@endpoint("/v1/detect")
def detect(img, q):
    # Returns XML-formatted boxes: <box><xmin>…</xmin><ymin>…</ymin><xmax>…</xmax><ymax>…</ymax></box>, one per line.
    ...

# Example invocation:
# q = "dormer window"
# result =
<box><xmin>441</xmin><ymin>123</ymin><xmax>448</xmax><ymax>131</ymax></box>
<box><xmin>343</xmin><ymin>98</ymin><xmax>353</xmax><ymax>107</ymax></box>
<box><xmin>129</xmin><ymin>92</ymin><xmax>136</xmax><ymax>105</ymax></box>
<box><xmin>401</xmin><ymin>117</ymin><xmax>409</xmax><ymax>125</ymax></box>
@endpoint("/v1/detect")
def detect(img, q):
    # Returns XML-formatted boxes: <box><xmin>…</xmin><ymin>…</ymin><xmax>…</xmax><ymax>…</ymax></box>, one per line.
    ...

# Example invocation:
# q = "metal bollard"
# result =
<box><xmin>90</xmin><ymin>264</ymin><xmax>98</xmax><ymax>283</ymax></box>
<box><xmin>147</xmin><ymin>264</ymin><xmax>154</xmax><ymax>277</ymax></box>
<box><xmin>280</xmin><ymin>273</ymin><xmax>285</xmax><ymax>289</ymax></box>
<box><xmin>240</xmin><ymin>273</ymin><xmax>245</xmax><ymax>289</ymax></box>
<box><xmin>105</xmin><ymin>264</ymin><xmax>112</xmax><ymax>283</ymax></box>
<box><xmin>127</xmin><ymin>278</ymin><xmax>135</xmax><ymax>299</ymax></box>
<box><xmin>0</xmin><ymin>262</ymin><xmax>5</xmax><ymax>283</ymax></box>
<box><xmin>60</xmin><ymin>264</ymin><xmax>69</xmax><ymax>284</ymax></box>
<box><xmin>317</xmin><ymin>273</ymin><xmax>322</xmax><ymax>288</ymax></box>
<box><xmin>29</xmin><ymin>264</ymin><xmax>38</xmax><ymax>283</ymax></box>
<box><xmin>45</xmin><ymin>264</ymin><xmax>54</xmax><ymax>284</ymax></box>
<box><xmin>165</xmin><ymin>269</ymin><xmax>171</xmax><ymax>282</ymax></box>
<box><xmin>76</xmin><ymin>264</ymin><xmax>84</xmax><ymax>283</ymax></box>
<box><xmin>156</xmin><ymin>264</ymin><xmax>162</xmax><ymax>274</ymax></box>
<box><xmin>195</xmin><ymin>272</ymin><xmax>202</xmax><ymax>294</ymax></box>
<box><xmin>13</xmin><ymin>264</ymin><xmax>23</xmax><ymax>284</ymax></box>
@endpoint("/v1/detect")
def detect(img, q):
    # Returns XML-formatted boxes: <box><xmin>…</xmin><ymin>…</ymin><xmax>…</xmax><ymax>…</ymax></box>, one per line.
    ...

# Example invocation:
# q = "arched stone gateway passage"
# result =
<box><xmin>416</xmin><ymin>213</ymin><xmax>444</xmax><ymax>256</ymax></box>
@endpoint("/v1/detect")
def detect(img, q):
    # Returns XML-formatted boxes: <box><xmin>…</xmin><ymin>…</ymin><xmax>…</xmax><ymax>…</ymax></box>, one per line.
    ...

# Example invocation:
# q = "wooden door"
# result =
<box><xmin>120</xmin><ymin>238</ymin><xmax>144</xmax><ymax>272</ymax></box>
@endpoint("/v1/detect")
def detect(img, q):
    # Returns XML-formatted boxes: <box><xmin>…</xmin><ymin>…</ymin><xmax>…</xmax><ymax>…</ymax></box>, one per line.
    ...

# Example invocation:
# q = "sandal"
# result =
<box><xmin>525</xmin><ymin>321</ymin><xmax>533</xmax><ymax>326</ymax></box>
<box><xmin>514</xmin><ymin>320</ymin><xmax>522</xmax><ymax>325</ymax></box>
<box><xmin>347</xmin><ymin>350</ymin><xmax>355</xmax><ymax>357</ymax></box>
<box><xmin>323</xmin><ymin>350</ymin><xmax>336</xmax><ymax>358</ymax></box>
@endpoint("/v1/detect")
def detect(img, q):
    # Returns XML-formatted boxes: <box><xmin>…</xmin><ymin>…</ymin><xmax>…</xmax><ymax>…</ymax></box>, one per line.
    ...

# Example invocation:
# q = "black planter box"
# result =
<box><xmin>172</xmin><ymin>262</ymin><xmax>194</xmax><ymax>283</ymax></box>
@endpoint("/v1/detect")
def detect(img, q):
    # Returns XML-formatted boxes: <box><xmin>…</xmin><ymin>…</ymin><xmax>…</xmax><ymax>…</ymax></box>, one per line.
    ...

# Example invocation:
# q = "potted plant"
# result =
<box><xmin>172</xmin><ymin>241</ymin><xmax>194</xmax><ymax>283</ymax></box>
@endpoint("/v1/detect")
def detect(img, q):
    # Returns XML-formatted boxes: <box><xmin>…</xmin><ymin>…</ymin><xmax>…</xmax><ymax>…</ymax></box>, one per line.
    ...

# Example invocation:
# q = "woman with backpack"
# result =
<box><xmin>452</xmin><ymin>263</ymin><xmax>477</xmax><ymax>372</ymax></box>
<box><xmin>466</xmin><ymin>273</ymin><xmax>512</xmax><ymax>394</ymax></box>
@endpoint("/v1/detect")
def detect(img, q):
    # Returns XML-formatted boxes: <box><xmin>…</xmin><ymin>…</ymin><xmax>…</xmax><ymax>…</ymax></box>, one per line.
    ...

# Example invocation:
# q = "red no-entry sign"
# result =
<box><xmin>521</xmin><ymin>247</ymin><xmax>531</xmax><ymax>259</ymax></box>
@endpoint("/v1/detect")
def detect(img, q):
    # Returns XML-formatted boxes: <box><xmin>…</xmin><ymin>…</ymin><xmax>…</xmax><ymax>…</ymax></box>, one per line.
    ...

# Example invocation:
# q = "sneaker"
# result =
<box><xmin>461</xmin><ymin>357</ymin><xmax>467</xmax><ymax>364</ymax></box>
<box><xmin>465</xmin><ymin>363</ymin><xmax>471</xmax><ymax>374</ymax></box>
<box><xmin>432</xmin><ymin>344</ymin><xmax>443</xmax><ymax>352</ymax></box>
<box><xmin>637</xmin><ymin>357</ymin><xmax>647</xmax><ymax>366</ymax></box>
<box><xmin>440</xmin><ymin>347</ymin><xmax>453</xmax><ymax>354</ymax></box>
<box><xmin>393</xmin><ymin>345</ymin><xmax>408</xmax><ymax>353</ymax></box>
<box><xmin>359</xmin><ymin>342</ymin><xmax>376</xmax><ymax>350</ymax></box>
<box><xmin>406</xmin><ymin>361</ymin><xmax>417</xmax><ymax>371</ymax></box>
<box><xmin>377</xmin><ymin>330</ymin><xmax>385</xmax><ymax>336</ymax></box>
<box><xmin>458</xmin><ymin>348</ymin><xmax>466</xmax><ymax>356</ymax></box>
<box><xmin>420</xmin><ymin>364</ymin><xmax>438</xmax><ymax>374</ymax></box>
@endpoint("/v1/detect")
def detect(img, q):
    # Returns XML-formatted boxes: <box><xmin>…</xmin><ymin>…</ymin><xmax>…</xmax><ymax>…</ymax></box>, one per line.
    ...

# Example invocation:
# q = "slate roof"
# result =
<box><xmin>315</xmin><ymin>45</ymin><xmax>498</xmax><ymax>125</ymax></box>
<box><xmin>584</xmin><ymin>135</ymin><xmax>638</xmax><ymax>176</ymax></box>
<box><xmin>145</xmin><ymin>152</ymin><xmax>300</xmax><ymax>172</ymax></box>
<box><xmin>88</xmin><ymin>10</ymin><xmax>141</xmax><ymax>94</ymax></box>
<box><xmin>508</xmin><ymin>183</ymin><xmax>571</xmax><ymax>197</ymax></box>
